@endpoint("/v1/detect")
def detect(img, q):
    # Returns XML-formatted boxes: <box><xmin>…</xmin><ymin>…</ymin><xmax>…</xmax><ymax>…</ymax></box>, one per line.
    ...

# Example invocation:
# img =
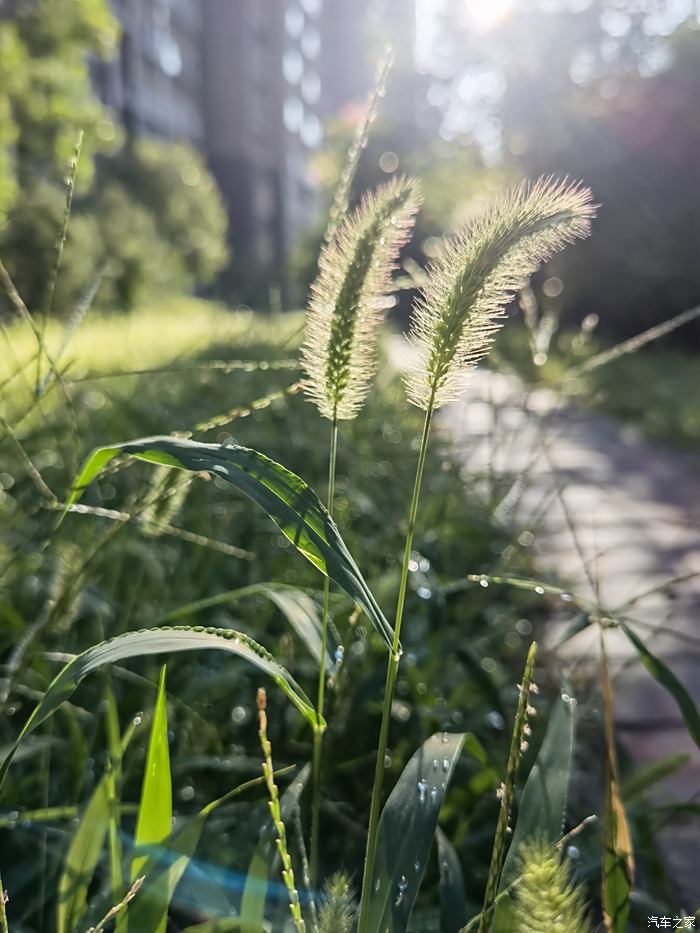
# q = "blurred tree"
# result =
<box><xmin>0</xmin><ymin>0</ymin><xmax>119</xmax><ymax>202</ymax></box>
<box><xmin>0</xmin><ymin>0</ymin><xmax>229</xmax><ymax>314</ymax></box>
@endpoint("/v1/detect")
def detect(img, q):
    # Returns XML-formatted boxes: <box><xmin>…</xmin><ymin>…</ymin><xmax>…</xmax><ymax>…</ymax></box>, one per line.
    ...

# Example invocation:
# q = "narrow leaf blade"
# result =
<box><xmin>436</xmin><ymin>827</ymin><xmax>468</xmax><ymax>933</ymax></box>
<box><xmin>0</xmin><ymin>627</ymin><xmax>320</xmax><ymax>790</ymax></box>
<box><xmin>619</xmin><ymin>621</ymin><xmax>700</xmax><ymax>749</ymax></box>
<box><xmin>365</xmin><ymin>732</ymin><xmax>466</xmax><ymax>933</ymax></box>
<box><xmin>131</xmin><ymin>667</ymin><xmax>172</xmax><ymax>884</ymax></box>
<box><xmin>66</xmin><ymin>437</ymin><xmax>394</xmax><ymax>651</ymax></box>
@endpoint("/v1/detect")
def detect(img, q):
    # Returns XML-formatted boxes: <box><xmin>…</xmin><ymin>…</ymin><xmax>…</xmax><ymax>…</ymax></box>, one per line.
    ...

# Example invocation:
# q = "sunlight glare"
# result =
<box><xmin>465</xmin><ymin>0</ymin><xmax>513</xmax><ymax>32</ymax></box>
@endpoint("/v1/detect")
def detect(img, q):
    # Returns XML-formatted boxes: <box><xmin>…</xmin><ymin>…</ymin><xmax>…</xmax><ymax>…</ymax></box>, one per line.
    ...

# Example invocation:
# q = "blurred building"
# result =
<box><xmin>91</xmin><ymin>0</ymin><xmax>370</xmax><ymax>303</ymax></box>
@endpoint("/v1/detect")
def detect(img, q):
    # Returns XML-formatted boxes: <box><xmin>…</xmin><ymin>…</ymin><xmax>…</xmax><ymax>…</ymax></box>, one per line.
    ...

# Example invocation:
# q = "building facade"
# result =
<box><xmin>92</xmin><ymin>0</ymin><xmax>359</xmax><ymax>303</ymax></box>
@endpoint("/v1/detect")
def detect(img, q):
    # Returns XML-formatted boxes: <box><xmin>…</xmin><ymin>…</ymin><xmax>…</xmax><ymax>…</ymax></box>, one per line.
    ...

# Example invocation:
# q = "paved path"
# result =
<box><xmin>389</xmin><ymin>337</ymin><xmax>700</xmax><ymax>899</ymax></box>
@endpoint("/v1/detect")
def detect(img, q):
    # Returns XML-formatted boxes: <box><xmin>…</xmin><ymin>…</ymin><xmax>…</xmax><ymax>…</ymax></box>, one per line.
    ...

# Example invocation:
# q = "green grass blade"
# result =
<box><xmin>0</xmin><ymin>627</ymin><xmax>321</xmax><ymax>791</ymax></box>
<box><xmin>239</xmin><ymin>764</ymin><xmax>310</xmax><ymax>931</ymax></box>
<box><xmin>56</xmin><ymin>771</ymin><xmax>110</xmax><ymax>933</ymax></box>
<box><xmin>131</xmin><ymin>667</ymin><xmax>172</xmax><ymax>890</ymax></box>
<box><xmin>55</xmin><ymin>718</ymin><xmax>136</xmax><ymax>933</ymax></box>
<box><xmin>125</xmin><ymin>770</ymin><xmax>286</xmax><ymax>932</ymax></box>
<box><xmin>364</xmin><ymin>731</ymin><xmax>466</xmax><ymax>933</ymax></box>
<box><xmin>436</xmin><ymin>827</ymin><xmax>468</xmax><ymax>933</ymax></box>
<box><xmin>160</xmin><ymin>583</ymin><xmax>335</xmax><ymax>669</ymax></box>
<box><xmin>619</xmin><ymin>621</ymin><xmax>700</xmax><ymax>749</ymax></box>
<box><xmin>491</xmin><ymin>688</ymin><xmax>576</xmax><ymax>933</ymax></box>
<box><xmin>103</xmin><ymin>681</ymin><xmax>125</xmax><ymax>905</ymax></box>
<box><xmin>65</xmin><ymin>437</ymin><xmax>394</xmax><ymax>651</ymax></box>
<box><xmin>621</xmin><ymin>752</ymin><xmax>691</xmax><ymax>803</ymax></box>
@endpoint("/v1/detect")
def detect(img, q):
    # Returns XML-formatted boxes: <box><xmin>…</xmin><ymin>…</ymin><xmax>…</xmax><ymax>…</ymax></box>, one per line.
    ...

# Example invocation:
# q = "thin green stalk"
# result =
<box><xmin>311</xmin><ymin>416</ymin><xmax>338</xmax><ymax>887</ymax></box>
<box><xmin>357</xmin><ymin>402</ymin><xmax>434</xmax><ymax>932</ymax></box>
<box><xmin>477</xmin><ymin>642</ymin><xmax>538</xmax><ymax>933</ymax></box>
<box><xmin>257</xmin><ymin>688</ymin><xmax>306</xmax><ymax>933</ymax></box>
<box><xmin>0</xmin><ymin>870</ymin><xmax>8</xmax><ymax>933</ymax></box>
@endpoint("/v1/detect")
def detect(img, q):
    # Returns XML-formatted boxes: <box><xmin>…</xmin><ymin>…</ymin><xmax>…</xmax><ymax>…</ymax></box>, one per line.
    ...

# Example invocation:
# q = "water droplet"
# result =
<box><xmin>395</xmin><ymin>874</ymin><xmax>408</xmax><ymax>906</ymax></box>
<box><xmin>561</xmin><ymin>592</ymin><xmax>573</xmax><ymax>602</ymax></box>
<box><xmin>417</xmin><ymin>585</ymin><xmax>432</xmax><ymax>599</ymax></box>
<box><xmin>534</xmin><ymin>586</ymin><xmax>545</xmax><ymax>595</ymax></box>
<box><xmin>413</xmin><ymin>860</ymin><xmax>420</xmax><ymax>873</ymax></box>
<box><xmin>566</xmin><ymin>845</ymin><xmax>580</xmax><ymax>859</ymax></box>
<box><xmin>442</xmin><ymin>757</ymin><xmax>450</xmax><ymax>772</ymax></box>
<box><xmin>432</xmin><ymin>758</ymin><xmax>439</xmax><ymax>771</ymax></box>
<box><xmin>374</xmin><ymin>878</ymin><xmax>381</xmax><ymax>892</ymax></box>
<box><xmin>334</xmin><ymin>645</ymin><xmax>345</xmax><ymax>667</ymax></box>
<box><xmin>441</xmin><ymin>732</ymin><xmax>449</xmax><ymax>744</ymax></box>
<box><xmin>132</xmin><ymin>712</ymin><xmax>143</xmax><ymax>726</ymax></box>
<box><xmin>384</xmin><ymin>754</ymin><xmax>392</xmax><ymax>768</ymax></box>
<box><xmin>417</xmin><ymin>778</ymin><xmax>427</xmax><ymax>803</ymax></box>
<box><xmin>430</xmin><ymin>786</ymin><xmax>438</xmax><ymax>801</ymax></box>
<box><xmin>479</xmin><ymin>577</ymin><xmax>489</xmax><ymax>588</ymax></box>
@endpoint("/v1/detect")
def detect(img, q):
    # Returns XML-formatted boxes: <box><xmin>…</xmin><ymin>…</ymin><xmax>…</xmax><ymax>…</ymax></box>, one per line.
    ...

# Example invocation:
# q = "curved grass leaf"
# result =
<box><xmin>160</xmin><ymin>583</ymin><xmax>335</xmax><ymax>669</ymax></box>
<box><xmin>239</xmin><ymin>764</ymin><xmax>310</xmax><ymax>932</ymax></box>
<box><xmin>0</xmin><ymin>627</ymin><xmax>320</xmax><ymax>791</ymax></box>
<box><xmin>56</xmin><ymin>722</ymin><xmax>136</xmax><ymax>933</ymax></box>
<box><xmin>601</xmin><ymin>648</ymin><xmax>633</xmax><ymax>933</ymax></box>
<box><xmin>619</xmin><ymin>621</ymin><xmax>700</xmax><ymax>749</ymax></box>
<box><xmin>365</xmin><ymin>732</ymin><xmax>466</xmax><ymax>933</ymax></box>
<box><xmin>130</xmin><ymin>666</ymin><xmax>172</xmax><ymax>933</ymax></box>
<box><xmin>65</xmin><ymin>436</ymin><xmax>394</xmax><ymax>651</ymax></box>
<box><xmin>492</xmin><ymin>689</ymin><xmax>576</xmax><ymax>933</ymax></box>
<box><xmin>436</xmin><ymin>827</ymin><xmax>468</xmax><ymax>933</ymax></box>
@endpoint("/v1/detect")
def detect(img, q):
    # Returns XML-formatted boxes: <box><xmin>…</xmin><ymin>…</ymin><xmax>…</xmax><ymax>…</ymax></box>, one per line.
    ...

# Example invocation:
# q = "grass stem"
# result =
<box><xmin>311</xmin><ymin>416</ymin><xmax>338</xmax><ymax>887</ymax></box>
<box><xmin>0</xmin><ymin>871</ymin><xmax>8</xmax><ymax>933</ymax></box>
<box><xmin>357</xmin><ymin>401</ymin><xmax>434</xmax><ymax>932</ymax></box>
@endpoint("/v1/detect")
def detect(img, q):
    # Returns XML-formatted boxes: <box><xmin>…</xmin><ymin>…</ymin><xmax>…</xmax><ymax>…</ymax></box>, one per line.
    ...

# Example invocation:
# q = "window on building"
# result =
<box><xmin>283</xmin><ymin>96</ymin><xmax>304</xmax><ymax>133</ymax></box>
<box><xmin>300</xmin><ymin>70</ymin><xmax>321</xmax><ymax>104</ymax></box>
<box><xmin>285</xmin><ymin>5</ymin><xmax>304</xmax><ymax>38</ymax></box>
<box><xmin>282</xmin><ymin>47</ymin><xmax>304</xmax><ymax>84</ymax></box>
<box><xmin>301</xmin><ymin>25</ymin><xmax>320</xmax><ymax>60</ymax></box>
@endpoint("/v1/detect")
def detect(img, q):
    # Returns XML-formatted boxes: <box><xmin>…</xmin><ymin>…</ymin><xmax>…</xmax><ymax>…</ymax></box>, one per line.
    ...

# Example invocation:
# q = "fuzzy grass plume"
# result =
<box><xmin>302</xmin><ymin>176</ymin><xmax>421</xmax><ymax>420</ymax></box>
<box><xmin>512</xmin><ymin>840</ymin><xmax>591</xmax><ymax>933</ymax></box>
<box><xmin>404</xmin><ymin>177</ymin><xmax>595</xmax><ymax>410</ymax></box>
<box><xmin>317</xmin><ymin>872</ymin><xmax>356</xmax><ymax>933</ymax></box>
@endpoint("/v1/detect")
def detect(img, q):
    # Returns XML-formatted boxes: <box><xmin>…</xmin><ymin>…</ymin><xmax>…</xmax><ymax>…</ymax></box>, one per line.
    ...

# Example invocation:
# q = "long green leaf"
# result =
<box><xmin>239</xmin><ymin>764</ymin><xmax>310</xmax><ymax>931</ymax></box>
<box><xmin>56</xmin><ymin>718</ymin><xmax>136</xmax><ymax>933</ymax></box>
<box><xmin>492</xmin><ymin>689</ymin><xmax>576</xmax><ymax>933</ymax></box>
<box><xmin>436</xmin><ymin>827</ymin><xmax>468</xmax><ymax>933</ymax></box>
<box><xmin>65</xmin><ymin>436</ymin><xmax>393</xmax><ymax>650</ymax></box>
<box><xmin>365</xmin><ymin>732</ymin><xmax>466</xmax><ymax>933</ymax></box>
<box><xmin>0</xmin><ymin>627</ymin><xmax>320</xmax><ymax>791</ymax></box>
<box><xmin>619</xmin><ymin>621</ymin><xmax>700</xmax><ymax>749</ymax></box>
<box><xmin>160</xmin><ymin>583</ymin><xmax>335</xmax><ymax>669</ymax></box>
<box><xmin>130</xmin><ymin>666</ymin><xmax>172</xmax><ymax>933</ymax></box>
<box><xmin>125</xmin><ymin>770</ymin><xmax>288</xmax><ymax>931</ymax></box>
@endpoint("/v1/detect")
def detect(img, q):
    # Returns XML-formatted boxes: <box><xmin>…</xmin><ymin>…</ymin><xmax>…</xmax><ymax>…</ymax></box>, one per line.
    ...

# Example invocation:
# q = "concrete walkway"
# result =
<box><xmin>389</xmin><ymin>337</ymin><xmax>700</xmax><ymax>899</ymax></box>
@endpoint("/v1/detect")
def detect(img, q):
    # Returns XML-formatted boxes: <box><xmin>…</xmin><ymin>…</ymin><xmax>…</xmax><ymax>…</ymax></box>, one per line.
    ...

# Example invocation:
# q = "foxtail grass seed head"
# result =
<box><xmin>404</xmin><ymin>177</ymin><xmax>595</xmax><ymax>411</ymax></box>
<box><xmin>318</xmin><ymin>872</ymin><xmax>356</xmax><ymax>933</ymax></box>
<box><xmin>513</xmin><ymin>840</ymin><xmax>591</xmax><ymax>933</ymax></box>
<box><xmin>302</xmin><ymin>176</ymin><xmax>421</xmax><ymax>420</ymax></box>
